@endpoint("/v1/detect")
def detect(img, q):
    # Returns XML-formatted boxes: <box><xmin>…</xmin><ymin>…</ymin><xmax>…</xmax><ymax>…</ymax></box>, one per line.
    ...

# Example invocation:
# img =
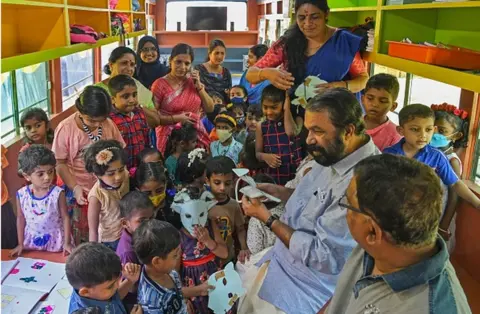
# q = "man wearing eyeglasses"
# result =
<box><xmin>325</xmin><ymin>154</ymin><xmax>470</xmax><ymax>314</ymax></box>
<box><xmin>239</xmin><ymin>88</ymin><xmax>380</xmax><ymax>314</ymax></box>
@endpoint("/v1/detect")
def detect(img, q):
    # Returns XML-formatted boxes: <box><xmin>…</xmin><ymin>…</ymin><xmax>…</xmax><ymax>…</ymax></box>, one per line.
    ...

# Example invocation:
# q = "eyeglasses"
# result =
<box><xmin>338</xmin><ymin>194</ymin><xmax>380</xmax><ymax>225</ymax></box>
<box><xmin>140</xmin><ymin>47</ymin><xmax>157</xmax><ymax>53</ymax></box>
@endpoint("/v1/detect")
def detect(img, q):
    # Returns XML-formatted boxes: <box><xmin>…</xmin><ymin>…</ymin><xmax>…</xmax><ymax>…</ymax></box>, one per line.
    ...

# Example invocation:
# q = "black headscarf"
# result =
<box><xmin>135</xmin><ymin>36</ymin><xmax>169</xmax><ymax>89</ymax></box>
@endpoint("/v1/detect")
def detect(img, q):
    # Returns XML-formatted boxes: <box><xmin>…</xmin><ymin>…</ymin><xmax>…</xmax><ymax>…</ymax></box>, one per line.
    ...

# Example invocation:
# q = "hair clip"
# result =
<box><xmin>431</xmin><ymin>103</ymin><xmax>469</xmax><ymax>120</ymax></box>
<box><xmin>95</xmin><ymin>147</ymin><xmax>119</xmax><ymax>165</ymax></box>
<box><xmin>187</xmin><ymin>148</ymin><xmax>206</xmax><ymax>167</ymax></box>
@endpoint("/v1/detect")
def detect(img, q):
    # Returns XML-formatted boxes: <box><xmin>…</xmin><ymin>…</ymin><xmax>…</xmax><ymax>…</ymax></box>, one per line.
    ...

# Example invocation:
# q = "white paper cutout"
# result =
<box><xmin>1</xmin><ymin>286</ymin><xmax>44</xmax><ymax>314</ymax></box>
<box><xmin>31</xmin><ymin>278</ymin><xmax>73</xmax><ymax>314</ymax></box>
<box><xmin>1</xmin><ymin>260</ymin><xmax>19</xmax><ymax>283</ymax></box>
<box><xmin>291</xmin><ymin>76</ymin><xmax>327</xmax><ymax>108</ymax></box>
<box><xmin>208</xmin><ymin>263</ymin><xmax>246</xmax><ymax>313</ymax></box>
<box><xmin>172</xmin><ymin>189</ymin><xmax>217</xmax><ymax>234</ymax></box>
<box><xmin>233</xmin><ymin>168</ymin><xmax>281</xmax><ymax>203</ymax></box>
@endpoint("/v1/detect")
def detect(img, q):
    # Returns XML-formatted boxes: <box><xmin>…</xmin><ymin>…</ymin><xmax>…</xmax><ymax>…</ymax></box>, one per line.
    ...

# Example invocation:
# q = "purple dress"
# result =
<box><xmin>180</xmin><ymin>223</ymin><xmax>220</xmax><ymax>314</ymax></box>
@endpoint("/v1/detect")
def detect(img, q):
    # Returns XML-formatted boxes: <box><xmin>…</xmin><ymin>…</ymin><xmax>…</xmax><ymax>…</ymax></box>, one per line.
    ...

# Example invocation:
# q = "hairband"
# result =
<box><xmin>431</xmin><ymin>103</ymin><xmax>468</xmax><ymax>120</ymax></box>
<box><xmin>95</xmin><ymin>147</ymin><xmax>120</xmax><ymax>166</ymax></box>
<box><xmin>187</xmin><ymin>148</ymin><xmax>206</xmax><ymax>167</ymax></box>
<box><xmin>215</xmin><ymin>114</ymin><xmax>237</xmax><ymax>127</ymax></box>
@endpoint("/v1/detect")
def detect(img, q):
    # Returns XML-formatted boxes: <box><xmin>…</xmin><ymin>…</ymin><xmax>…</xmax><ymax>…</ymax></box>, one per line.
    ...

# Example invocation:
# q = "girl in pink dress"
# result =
<box><xmin>11</xmin><ymin>145</ymin><xmax>73</xmax><ymax>256</ymax></box>
<box><xmin>151</xmin><ymin>43</ymin><xmax>216</xmax><ymax>154</ymax></box>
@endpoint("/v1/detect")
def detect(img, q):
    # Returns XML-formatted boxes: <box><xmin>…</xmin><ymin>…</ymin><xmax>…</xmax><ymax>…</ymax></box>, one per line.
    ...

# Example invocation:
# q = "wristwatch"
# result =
<box><xmin>265</xmin><ymin>214</ymin><xmax>279</xmax><ymax>230</ymax></box>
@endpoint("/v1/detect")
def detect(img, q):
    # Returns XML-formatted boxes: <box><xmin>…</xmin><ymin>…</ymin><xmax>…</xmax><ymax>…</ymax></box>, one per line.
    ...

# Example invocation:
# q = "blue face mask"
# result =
<box><xmin>236</xmin><ymin>116</ymin><xmax>245</xmax><ymax>125</ymax></box>
<box><xmin>430</xmin><ymin>133</ymin><xmax>451</xmax><ymax>149</ymax></box>
<box><xmin>231</xmin><ymin>97</ymin><xmax>245</xmax><ymax>105</ymax></box>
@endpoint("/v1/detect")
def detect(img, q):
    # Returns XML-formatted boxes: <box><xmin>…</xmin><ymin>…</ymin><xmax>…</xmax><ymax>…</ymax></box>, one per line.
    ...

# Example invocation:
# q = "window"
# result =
<box><xmin>61</xmin><ymin>50</ymin><xmax>94</xmax><ymax>110</ymax></box>
<box><xmin>101</xmin><ymin>42</ymin><xmax>119</xmax><ymax>80</ymax></box>
<box><xmin>408</xmin><ymin>75</ymin><xmax>461</xmax><ymax>107</ymax></box>
<box><xmin>1</xmin><ymin>63</ymin><xmax>50</xmax><ymax>142</ymax></box>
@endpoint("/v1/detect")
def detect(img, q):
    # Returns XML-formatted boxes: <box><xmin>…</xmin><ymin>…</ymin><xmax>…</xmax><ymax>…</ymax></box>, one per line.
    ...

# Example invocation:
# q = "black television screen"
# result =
<box><xmin>186</xmin><ymin>7</ymin><xmax>227</xmax><ymax>31</ymax></box>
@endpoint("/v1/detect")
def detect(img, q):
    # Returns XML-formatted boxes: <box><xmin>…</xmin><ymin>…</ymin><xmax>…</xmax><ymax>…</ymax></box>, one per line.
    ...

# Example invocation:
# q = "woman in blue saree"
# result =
<box><xmin>239</xmin><ymin>44</ymin><xmax>271</xmax><ymax>107</ymax></box>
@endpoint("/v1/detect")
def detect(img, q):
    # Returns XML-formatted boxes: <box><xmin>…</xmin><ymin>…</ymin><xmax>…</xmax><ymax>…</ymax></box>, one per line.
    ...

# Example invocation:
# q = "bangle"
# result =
<box><xmin>344</xmin><ymin>81</ymin><xmax>349</xmax><ymax>90</ymax></box>
<box><xmin>258</xmin><ymin>69</ymin><xmax>263</xmax><ymax>81</ymax></box>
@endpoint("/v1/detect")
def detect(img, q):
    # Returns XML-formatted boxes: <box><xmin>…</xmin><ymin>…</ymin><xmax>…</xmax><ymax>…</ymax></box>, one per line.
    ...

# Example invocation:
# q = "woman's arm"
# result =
<box><xmin>59</xmin><ymin>191</ymin><xmax>73</xmax><ymax>254</ymax></box>
<box><xmin>56</xmin><ymin>160</ymin><xmax>88</xmax><ymax>205</ymax></box>
<box><xmin>245</xmin><ymin>42</ymin><xmax>285</xmax><ymax>84</ymax></box>
<box><xmin>346</xmin><ymin>53</ymin><xmax>369</xmax><ymax>93</ymax></box>
<box><xmin>87</xmin><ymin>196</ymin><xmax>101</xmax><ymax>242</ymax></box>
<box><xmin>198</xmin><ymin>87</ymin><xmax>215</xmax><ymax>113</ymax></box>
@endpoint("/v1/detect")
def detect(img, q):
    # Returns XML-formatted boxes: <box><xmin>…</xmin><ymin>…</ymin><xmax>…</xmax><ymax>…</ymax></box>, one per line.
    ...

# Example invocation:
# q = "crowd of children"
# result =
<box><xmin>2</xmin><ymin>70</ymin><xmax>479</xmax><ymax>313</ymax></box>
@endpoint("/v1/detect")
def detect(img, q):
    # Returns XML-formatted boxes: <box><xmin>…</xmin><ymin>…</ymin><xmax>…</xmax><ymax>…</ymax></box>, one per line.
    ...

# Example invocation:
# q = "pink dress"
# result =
<box><xmin>17</xmin><ymin>185</ymin><xmax>65</xmax><ymax>252</ymax></box>
<box><xmin>151</xmin><ymin>77</ymin><xmax>210</xmax><ymax>154</ymax></box>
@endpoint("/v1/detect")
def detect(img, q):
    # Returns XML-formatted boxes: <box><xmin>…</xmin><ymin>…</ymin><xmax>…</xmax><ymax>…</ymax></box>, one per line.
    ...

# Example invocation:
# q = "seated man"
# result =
<box><xmin>326</xmin><ymin>154</ymin><xmax>471</xmax><ymax>314</ymax></box>
<box><xmin>239</xmin><ymin>88</ymin><xmax>380</xmax><ymax>314</ymax></box>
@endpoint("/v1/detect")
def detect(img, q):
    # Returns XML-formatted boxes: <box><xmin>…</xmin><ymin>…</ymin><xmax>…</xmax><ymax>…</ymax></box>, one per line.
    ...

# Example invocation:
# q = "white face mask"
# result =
<box><xmin>217</xmin><ymin>129</ymin><xmax>232</xmax><ymax>143</ymax></box>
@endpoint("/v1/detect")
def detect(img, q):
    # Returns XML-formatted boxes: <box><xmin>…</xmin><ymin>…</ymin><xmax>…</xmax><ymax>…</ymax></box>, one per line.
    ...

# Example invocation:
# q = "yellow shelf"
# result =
<box><xmin>364</xmin><ymin>53</ymin><xmax>480</xmax><ymax>93</ymax></box>
<box><xmin>330</xmin><ymin>6</ymin><xmax>378</xmax><ymax>12</ymax></box>
<box><xmin>67</xmin><ymin>5</ymin><xmax>109</xmax><ymax>12</ymax></box>
<box><xmin>110</xmin><ymin>9</ymin><xmax>132</xmax><ymax>13</ymax></box>
<box><xmin>133</xmin><ymin>11</ymin><xmax>146</xmax><ymax>14</ymax></box>
<box><xmin>1</xmin><ymin>0</ymin><xmax>64</xmax><ymax>8</ymax></box>
<box><xmin>381</xmin><ymin>1</ymin><xmax>480</xmax><ymax>10</ymax></box>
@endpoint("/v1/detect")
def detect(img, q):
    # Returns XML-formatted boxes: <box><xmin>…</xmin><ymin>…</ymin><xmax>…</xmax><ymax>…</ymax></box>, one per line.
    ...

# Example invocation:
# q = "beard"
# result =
<box><xmin>307</xmin><ymin>135</ymin><xmax>346</xmax><ymax>167</ymax></box>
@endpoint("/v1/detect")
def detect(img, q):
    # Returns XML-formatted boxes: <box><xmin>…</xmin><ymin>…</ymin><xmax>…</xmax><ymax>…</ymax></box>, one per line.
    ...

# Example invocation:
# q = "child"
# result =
<box><xmin>129</xmin><ymin>147</ymin><xmax>165</xmax><ymax>178</ymax></box>
<box><xmin>172</xmin><ymin>187</ymin><xmax>228</xmax><ymax>314</ymax></box>
<box><xmin>165</xmin><ymin>123</ymin><xmax>198</xmax><ymax>185</ymax></box>
<box><xmin>135</xmin><ymin>162</ymin><xmax>181</xmax><ymax>229</ymax></box>
<box><xmin>202</xmin><ymin>91</ymin><xmax>225</xmax><ymax>134</ymax></box>
<box><xmin>431</xmin><ymin>103</ymin><xmax>470</xmax><ymax>246</ymax></box>
<box><xmin>210</xmin><ymin>112</ymin><xmax>243</xmax><ymax>164</ymax></box>
<box><xmin>230</xmin><ymin>85</ymin><xmax>248</xmax><ymax>106</ymax></box>
<box><xmin>362</xmin><ymin>73</ymin><xmax>402</xmax><ymax>151</ymax></box>
<box><xmin>238</xmin><ymin>132</ymin><xmax>265</xmax><ymax>177</ymax></box>
<box><xmin>84</xmin><ymin>140</ymin><xmax>130</xmax><ymax>251</ymax></box>
<box><xmin>19</xmin><ymin>107</ymin><xmax>54</xmax><ymax>151</ymax></box>
<box><xmin>256</xmin><ymin>85</ymin><xmax>303</xmax><ymax>186</ymax></box>
<box><xmin>108</xmin><ymin>74</ymin><xmax>150</xmax><ymax>170</ymax></box>
<box><xmin>245</xmin><ymin>105</ymin><xmax>263</xmax><ymax>134</ymax></box>
<box><xmin>176</xmin><ymin>148</ymin><xmax>209</xmax><ymax>191</ymax></box>
<box><xmin>11</xmin><ymin>145</ymin><xmax>73</xmax><ymax>256</ymax></box>
<box><xmin>383</xmin><ymin>104</ymin><xmax>480</xmax><ymax>212</ymax></box>
<box><xmin>228</xmin><ymin>102</ymin><xmax>248</xmax><ymax>144</ymax></box>
<box><xmin>206</xmin><ymin>156</ymin><xmax>249</xmax><ymax>264</ymax></box>
<box><xmin>66</xmin><ymin>242</ymin><xmax>142</xmax><ymax>313</ymax></box>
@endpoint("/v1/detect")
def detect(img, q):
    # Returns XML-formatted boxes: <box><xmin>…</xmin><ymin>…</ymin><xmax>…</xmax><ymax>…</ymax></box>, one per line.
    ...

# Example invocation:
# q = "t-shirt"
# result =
<box><xmin>365</xmin><ymin>117</ymin><xmax>402</xmax><ymax>151</ymax></box>
<box><xmin>210</xmin><ymin>138</ymin><xmax>243</xmax><ymax>165</ymax></box>
<box><xmin>165</xmin><ymin>155</ymin><xmax>179</xmax><ymax>185</ymax></box>
<box><xmin>116</xmin><ymin>229</ymin><xmax>139</xmax><ymax>265</ymax></box>
<box><xmin>69</xmin><ymin>290</ymin><xmax>126</xmax><ymax>314</ymax></box>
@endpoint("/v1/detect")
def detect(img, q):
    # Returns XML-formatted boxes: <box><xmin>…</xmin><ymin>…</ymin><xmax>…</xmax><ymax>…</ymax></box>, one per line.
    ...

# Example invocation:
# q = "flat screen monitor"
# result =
<box><xmin>186</xmin><ymin>7</ymin><xmax>227</xmax><ymax>31</ymax></box>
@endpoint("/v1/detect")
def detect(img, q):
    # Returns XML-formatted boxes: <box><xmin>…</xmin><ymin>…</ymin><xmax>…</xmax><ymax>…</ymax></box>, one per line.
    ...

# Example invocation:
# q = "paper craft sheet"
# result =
<box><xmin>31</xmin><ymin>278</ymin><xmax>73</xmax><ymax>314</ymax></box>
<box><xmin>2</xmin><ymin>257</ymin><xmax>65</xmax><ymax>293</ymax></box>
<box><xmin>1</xmin><ymin>285</ymin><xmax>45</xmax><ymax>314</ymax></box>
<box><xmin>1</xmin><ymin>260</ymin><xmax>19</xmax><ymax>283</ymax></box>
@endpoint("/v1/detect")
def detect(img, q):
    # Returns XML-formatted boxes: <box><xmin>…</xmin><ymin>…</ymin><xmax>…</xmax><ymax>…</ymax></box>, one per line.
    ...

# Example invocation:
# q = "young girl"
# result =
<box><xmin>84</xmin><ymin>140</ymin><xmax>130</xmax><ymax>251</ymax></box>
<box><xmin>129</xmin><ymin>147</ymin><xmax>165</xmax><ymax>179</ymax></box>
<box><xmin>135</xmin><ymin>161</ymin><xmax>181</xmax><ymax>229</ymax></box>
<box><xmin>164</xmin><ymin>123</ymin><xmax>198</xmax><ymax>185</ymax></box>
<box><xmin>210</xmin><ymin>112</ymin><xmax>243</xmax><ymax>164</ymax></box>
<box><xmin>52</xmin><ymin>86</ymin><xmax>125</xmax><ymax>244</ymax></box>
<box><xmin>256</xmin><ymin>85</ymin><xmax>303</xmax><ymax>185</ymax></box>
<box><xmin>176</xmin><ymin>148</ymin><xmax>209</xmax><ymax>191</ymax></box>
<box><xmin>229</xmin><ymin>85</ymin><xmax>248</xmax><ymax>106</ymax></box>
<box><xmin>172</xmin><ymin>187</ymin><xmax>228</xmax><ymax>314</ymax></box>
<box><xmin>228</xmin><ymin>102</ymin><xmax>248</xmax><ymax>144</ymax></box>
<box><xmin>11</xmin><ymin>145</ymin><xmax>73</xmax><ymax>256</ymax></box>
<box><xmin>431</xmin><ymin>103</ymin><xmax>470</xmax><ymax>250</ymax></box>
<box><xmin>20</xmin><ymin>107</ymin><xmax>54</xmax><ymax>152</ymax></box>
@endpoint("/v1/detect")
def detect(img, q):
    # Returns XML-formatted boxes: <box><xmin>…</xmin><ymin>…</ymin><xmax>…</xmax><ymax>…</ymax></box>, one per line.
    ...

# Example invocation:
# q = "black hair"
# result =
<box><xmin>434</xmin><ymin>110</ymin><xmax>469</xmax><ymax>149</ymax></box>
<box><xmin>215</xmin><ymin>111</ymin><xmax>237</xmax><ymax>129</ymax></box>
<box><xmin>103</xmin><ymin>46</ymin><xmax>136</xmax><ymax>75</ymax></box>
<box><xmin>136</xmin><ymin>147</ymin><xmax>164</xmax><ymax>168</ymax></box>
<box><xmin>306</xmin><ymin>88</ymin><xmax>365</xmax><ymax>135</ymax></box>
<box><xmin>120</xmin><ymin>190</ymin><xmax>154</xmax><ymax>219</ymax></box>
<box><xmin>205</xmin><ymin>39</ymin><xmax>226</xmax><ymax>62</ymax></box>
<box><xmin>18</xmin><ymin>144</ymin><xmax>56</xmax><ymax>175</ymax></box>
<box><xmin>75</xmin><ymin>86</ymin><xmax>112</xmax><ymax>118</ymax></box>
<box><xmin>170</xmin><ymin>43</ymin><xmax>195</xmax><ymax>64</ymax></box>
<box><xmin>206</xmin><ymin>156</ymin><xmax>235</xmax><ymax>178</ymax></box>
<box><xmin>210</xmin><ymin>91</ymin><xmax>226</xmax><ymax>105</ymax></box>
<box><xmin>246</xmin><ymin>106</ymin><xmax>263</xmax><ymax>119</ymax></box>
<box><xmin>176</xmin><ymin>149</ymin><xmax>208</xmax><ymax>184</ymax></box>
<box><xmin>20</xmin><ymin>107</ymin><xmax>54</xmax><ymax>144</ymax></box>
<box><xmin>261</xmin><ymin>84</ymin><xmax>286</xmax><ymax>105</ymax></box>
<box><xmin>398</xmin><ymin>104</ymin><xmax>435</xmax><ymax>126</ymax></box>
<box><xmin>249</xmin><ymin>44</ymin><xmax>268</xmax><ymax>60</ymax></box>
<box><xmin>83</xmin><ymin>140</ymin><xmax>127</xmax><ymax>176</ymax></box>
<box><xmin>279</xmin><ymin>0</ymin><xmax>330</xmax><ymax>85</ymax></box>
<box><xmin>239</xmin><ymin>132</ymin><xmax>266</xmax><ymax>171</ymax></box>
<box><xmin>164</xmin><ymin>122</ymin><xmax>198</xmax><ymax>158</ymax></box>
<box><xmin>66</xmin><ymin>242</ymin><xmax>122</xmax><ymax>289</ymax></box>
<box><xmin>135</xmin><ymin>161</ymin><xmax>167</xmax><ymax>189</ymax></box>
<box><xmin>133</xmin><ymin>219</ymin><xmax>180</xmax><ymax>264</ymax></box>
<box><xmin>231</xmin><ymin>85</ymin><xmax>248</xmax><ymax>98</ymax></box>
<box><xmin>365</xmin><ymin>73</ymin><xmax>400</xmax><ymax>101</ymax></box>
<box><xmin>355</xmin><ymin>154</ymin><xmax>442</xmax><ymax>247</ymax></box>
<box><xmin>108</xmin><ymin>74</ymin><xmax>137</xmax><ymax>97</ymax></box>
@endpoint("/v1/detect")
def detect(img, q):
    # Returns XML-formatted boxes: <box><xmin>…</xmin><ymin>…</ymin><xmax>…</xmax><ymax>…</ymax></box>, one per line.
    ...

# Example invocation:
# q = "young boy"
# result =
<box><xmin>210</xmin><ymin>112</ymin><xmax>243</xmax><ymax>164</ymax></box>
<box><xmin>245</xmin><ymin>105</ymin><xmax>263</xmax><ymax>134</ymax></box>
<box><xmin>383</xmin><ymin>104</ymin><xmax>480</xmax><ymax>211</ymax></box>
<box><xmin>362</xmin><ymin>73</ymin><xmax>402</xmax><ymax>151</ymax></box>
<box><xmin>256</xmin><ymin>85</ymin><xmax>303</xmax><ymax>186</ymax></box>
<box><xmin>66</xmin><ymin>242</ymin><xmax>142</xmax><ymax>314</ymax></box>
<box><xmin>206</xmin><ymin>156</ymin><xmax>249</xmax><ymax>264</ymax></box>
<box><xmin>108</xmin><ymin>74</ymin><xmax>150</xmax><ymax>169</ymax></box>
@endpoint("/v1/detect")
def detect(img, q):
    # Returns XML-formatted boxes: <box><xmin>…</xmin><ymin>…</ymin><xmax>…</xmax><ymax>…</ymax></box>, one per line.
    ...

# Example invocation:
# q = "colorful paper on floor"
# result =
<box><xmin>2</xmin><ymin>257</ymin><xmax>65</xmax><ymax>293</ymax></box>
<box><xmin>1</xmin><ymin>260</ymin><xmax>19</xmax><ymax>283</ymax></box>
<box><xmin>208</xmin><ymin>262</ymin><xmax>246</xmax><ymax>313</ymax></box>
<box><xmin>1</xmin><ymin>285</ymin><xmax>45</xmax><ymax>314</ymax></box>
<box><xmin>31</xmin><ymin>278</ymin><xmax>73</xmax><ymax>314</ymax></box>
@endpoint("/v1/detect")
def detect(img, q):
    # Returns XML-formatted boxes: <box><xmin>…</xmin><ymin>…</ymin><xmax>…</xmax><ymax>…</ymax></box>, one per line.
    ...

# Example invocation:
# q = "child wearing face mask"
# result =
<box><xmin>84</xmin><ymin>140</ymin><xmax>130</xmax><ymax>251</ymax></box>
<box><xmin>210</xmin><ymin>112</ymin><xmax>243</xmax><ymax>164</ymax></box>
<box><xmin>227</xmin><ymin>102</ymin><xmax>248</xmax><ymax>144</ymax></box>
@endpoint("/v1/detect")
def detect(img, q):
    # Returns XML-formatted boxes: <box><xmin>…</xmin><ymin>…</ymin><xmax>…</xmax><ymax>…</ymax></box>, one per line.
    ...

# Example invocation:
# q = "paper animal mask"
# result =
<box><xmin>208</xmin><ymin>262</ymin><xmax>246</xmax><ymax>313</ymax></box>
<box><xmin>172</xmin><ymin>189</ymin><xmax>217</xmax><ymax>234</ymax></box>
<box><xmin>232</xmin><ymin>168</ymin><xmax>281</xmax><ymax>203</ymax></box>
<box><xmin>291</xmin><ymin>76</ymin><xmax>327</xmax><ymax>108</ymax></box>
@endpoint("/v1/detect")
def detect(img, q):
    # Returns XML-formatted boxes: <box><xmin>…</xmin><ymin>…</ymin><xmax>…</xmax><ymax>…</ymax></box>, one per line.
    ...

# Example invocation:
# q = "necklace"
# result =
<box><xmin>80</xmin><ymin>116</ymin><xmax>103</xmax><ymax>142</ymax></box>
<box><xmin>216</xmin><ymin>140</ymin><xmax>233</xmax><ymax>157</ymax></box>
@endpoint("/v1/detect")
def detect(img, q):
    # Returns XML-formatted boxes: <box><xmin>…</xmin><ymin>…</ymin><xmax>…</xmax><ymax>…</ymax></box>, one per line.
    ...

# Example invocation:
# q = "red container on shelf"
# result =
<box><xmin>387</xmin><ymin>41</ymin><xmax>480</xmax><ymax>70</ymax></box>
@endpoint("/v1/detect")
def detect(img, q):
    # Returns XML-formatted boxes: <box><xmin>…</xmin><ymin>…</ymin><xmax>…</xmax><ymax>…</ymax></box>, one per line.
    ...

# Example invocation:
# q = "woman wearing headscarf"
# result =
<box><xmin>135</xmin><ymin>36</ymin><xmax>169</xmax><ymax>89</ymax></box>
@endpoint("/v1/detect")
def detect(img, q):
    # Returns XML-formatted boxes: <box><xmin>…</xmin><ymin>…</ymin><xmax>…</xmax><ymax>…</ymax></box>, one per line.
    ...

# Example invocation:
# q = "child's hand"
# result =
<box><xmin>263</xmin><ymin>154</ymin><xmax>281</xmax><ymax>168</ymax></box>
<box><xmin>123</xmin><ymin>263</ymin><xmax>141</xmax><ymax>283</ymax></box>
<box><xmin>63</xmin><ymin>243</ymin><xmax>74</xmax><ymax>256</ymax></box>
<box><xmin>197</xmin><ymin>281</ymin><xmax>215</xmax><ymax>296</ymax></box>
<box><xmin>284</xmin><ymin>92</ymin><xmax>291</xmax><ymax>111</ymax></box>
<box><xmin>194</xmin><ymin>226</ymin><xmax>212</xmax><ymax>244</ymax></box>
<box><xmin>238</xmin><ymin>249</ymin><xmax>251</xmax><ymax>264</ymax></box>
<box><xmin>130</xmin><ymin>304</ymin><xmax>143</xmax><ymax>314</ymax></box>
<box><xmin>10</xmin><ymin>245</ymin><xmax>23</xmax><ymax>257</ymax></box>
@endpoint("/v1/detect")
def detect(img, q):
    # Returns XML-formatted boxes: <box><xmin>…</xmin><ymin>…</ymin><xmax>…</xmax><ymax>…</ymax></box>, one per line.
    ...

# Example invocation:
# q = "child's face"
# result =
<box><xmin>79</xmin><ymin>276</ymin><xmax>121</xmax><ymax>301</ymax></box>
<box><xmin>362</xmin><ymin>88</ymin><xmax>397</xmax><ymax>121</ymax></box>
<box><xmin>23</xmin><ymin>119</ymin><xmax>47</xmax><ymax>143</ymax></box>
<box><xmin>398</xmin><ymin>117</ymin><xmax>436</xmax><ymax>150</ymax></box>
<box><xmin>213</xmin><ymin>95</ymin><xmax>224</xmax><ymax>106</ymax></box>
<box><xmin>112</xmin><ymin>85</ymin><xmax>138</xmax><ymax>114</ymax></box>
<box><xmin>153</xmin><ymin>246</ymin><xmax>181</xmax><ymax>273</ymax></box>
<box><xmin>80</xmin><ymin>114</ymin><xmax>107</xmax><ymax>130</ymax></box>
<box><xmin>230</xmin><ymin>87</ymin><xmax>247</xmax><ymax>100</ymax></box>
<box><xmin>435</xmin><ymin>118</ymin><xmax>460</xmax><ymax>140</ymax></box>
<box><xmin>123</xmin><ymin>208</ymin><xmax>154</xmax><ymax>234</ymax></box>
<box><xmin>24</xmin><ymin>165</ymin><xmax>55</xmax><ymax>189</ymax></box>
<box><xmin>246</xmin><ymin>113</ymin><xmax>262</xmax><ymax>132</ymax></box>
<box><xmin>98</xmin><ymin>160</ymin><xmax>126</xmax><ymax>188</ymax></box>
<box><xmin>262</xmin><ymin>99</ymin><xmax>283</xmax><ymax>121</ymax></box>
<box><xmin>180</xmin><ymin>138</ymin><xmax>198</xmax><ymax>153</ymax></box>
<box><xmin>207</xmin><ymin>173</ymin><xmax>234</xmax><ymax>201</ymax></box>
<box><xmin>142</xmin><ymin>152</ymin><xmax>163</xmax><ymax>166</ymax></box>
<box><xmin>216</xmin><ymin>121</ymin><xmax>234</xmax><ymax>132</ymax></box>
<box><xmin>232</xmin><ymin>108</ymin><xmax>245</xmax><ymax>126</ymax></box>
<box><xmin>139</xmin><ymin>179</ymin><xmax>166</xmax><ymax>208</ymax></box>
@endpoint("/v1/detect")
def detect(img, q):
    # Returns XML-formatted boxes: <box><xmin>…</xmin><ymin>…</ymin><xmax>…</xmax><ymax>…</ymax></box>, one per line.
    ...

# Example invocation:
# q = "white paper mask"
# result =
<box><xmin>291</xmin><ymin>76</ymin><xmax>327</xmax><ymax>108</ymax></box>
<box><xmin>172</xmin><ymin>189</ymin><xmax>217</xmax><ymax>234</ymax></box>
<box><xmin>208</xmin><ymin>262</ymin><xmax>246</xmax><ymax>313</ymax></box>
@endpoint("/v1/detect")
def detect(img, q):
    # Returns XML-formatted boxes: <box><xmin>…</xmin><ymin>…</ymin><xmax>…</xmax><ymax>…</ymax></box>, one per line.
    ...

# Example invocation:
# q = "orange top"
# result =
<box><xmin>209</xmin><ymin>128</ymin><xmax>219</xmax><ymax>142</ymax></box>
<box><xmin>1</xmin><ymin>145</ymin><xmax>9</xmax><ymax>205</ymax></box>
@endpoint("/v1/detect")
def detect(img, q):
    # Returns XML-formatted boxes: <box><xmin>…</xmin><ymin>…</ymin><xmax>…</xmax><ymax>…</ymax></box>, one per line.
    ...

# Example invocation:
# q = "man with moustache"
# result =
<box><xmin>238</xmin><ymin>88</ymin><xmax>380</xmax><ymax>314</ymax></box>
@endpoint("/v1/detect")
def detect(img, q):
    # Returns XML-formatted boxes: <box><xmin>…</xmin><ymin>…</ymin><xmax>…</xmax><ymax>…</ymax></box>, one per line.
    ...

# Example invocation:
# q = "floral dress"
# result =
<box><xmin>180</xmin><ymin>223</ymin><xmax>219</xmax><ymax>314</ymax></box>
